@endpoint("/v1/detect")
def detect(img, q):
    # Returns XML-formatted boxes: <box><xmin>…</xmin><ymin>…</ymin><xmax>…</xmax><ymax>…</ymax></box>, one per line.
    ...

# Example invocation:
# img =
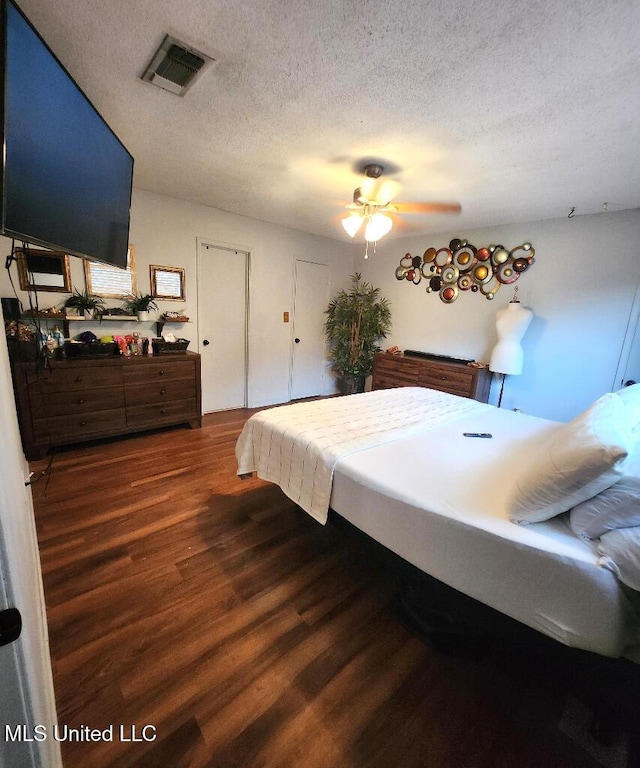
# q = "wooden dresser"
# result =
<box><xmin>372</xmin><ymin>352</ymin><xmax>491</xmax><ymax>402</ymax></box>
<box><xmin>11</xmin><ymin>352</ymin><xmax>202</xmax><ymax>459</ymax></box>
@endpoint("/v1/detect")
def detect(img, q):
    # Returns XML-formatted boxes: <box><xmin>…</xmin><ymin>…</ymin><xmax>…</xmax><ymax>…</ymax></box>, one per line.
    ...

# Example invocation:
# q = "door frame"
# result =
<box><xmin>613</xmin><ymin>281</ymin><xmax>640</xmax><ymax>390</ymax></box>
<box><xmin>196</xmin><ymin>237</ymin><xmax>251</xmax><ymax>411</ymax></box>
<box><xmin>0</xmin><ymin>332</ymin><xmax>61</xmax><ymax>768</ymax></box>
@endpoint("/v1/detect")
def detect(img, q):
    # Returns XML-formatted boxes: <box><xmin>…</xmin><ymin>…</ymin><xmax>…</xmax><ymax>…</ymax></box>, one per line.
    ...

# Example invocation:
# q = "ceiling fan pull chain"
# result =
<box><xmin>363</xmin><ymin>239</ymin><xmax>379</xmax><ymax>260</ymax></box>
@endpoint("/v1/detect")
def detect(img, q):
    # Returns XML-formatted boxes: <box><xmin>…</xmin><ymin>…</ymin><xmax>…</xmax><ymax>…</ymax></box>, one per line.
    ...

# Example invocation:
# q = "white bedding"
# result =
<box><xmin>331</xmin><ymin>405</ymin><xmax>640</xmax><ymax>658</ymax></box>
<box><xmin>235</xmin><ymin>387</ymin><xmax>640</xmax><ymax>658</ymax></box>
<box><xmin>236</xmin><ymin>387</ymin><xmax>483</xmax><ymax>523</ymax></box>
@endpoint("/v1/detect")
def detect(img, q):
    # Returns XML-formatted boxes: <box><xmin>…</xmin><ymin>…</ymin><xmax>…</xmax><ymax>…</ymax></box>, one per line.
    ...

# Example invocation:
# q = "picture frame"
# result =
<box><xmin>150</xmin><ymin>265</ymin><xmax>186</xmax><ymax>301</ymax></box>
<box><xmin>16</xmin><ymin>248</ymin><xmax>72</xmax><ymax>293</ymax></box>
<box><xmin>84</xmin><ymin>245</ymin><xmax>137</xmax><ymax>299</ymax></box>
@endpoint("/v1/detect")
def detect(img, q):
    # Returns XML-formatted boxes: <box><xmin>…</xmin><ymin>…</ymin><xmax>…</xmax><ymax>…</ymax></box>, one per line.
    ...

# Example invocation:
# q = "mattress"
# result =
<box><xmin>236</xmin><ymin>387</ymin><xmax>483</xmax><ymax>523</ymax></box>
<box><xmin>330</xmin><ymin>404</ymin><xmax>640</xmax><ymax>659</ymax></box>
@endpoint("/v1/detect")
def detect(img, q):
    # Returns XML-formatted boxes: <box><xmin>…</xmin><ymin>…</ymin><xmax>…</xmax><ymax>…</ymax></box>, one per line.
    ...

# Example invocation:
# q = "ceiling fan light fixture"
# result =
<box><xmin>364</xmin><ymin>212</ymin><xmax>393</xmax><ymax>242</ymax></box>
<box><xmin>342</xmin><ymin>213</ymin><xmax>364</xmax><ymax>237</ymax></box>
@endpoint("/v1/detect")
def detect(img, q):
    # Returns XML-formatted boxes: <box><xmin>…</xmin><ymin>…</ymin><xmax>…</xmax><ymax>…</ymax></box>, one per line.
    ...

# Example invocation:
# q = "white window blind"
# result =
<box><xmin>84</xmin><ymin>246</ymin><xmax>137</xmax><ymax>298</ymax></box>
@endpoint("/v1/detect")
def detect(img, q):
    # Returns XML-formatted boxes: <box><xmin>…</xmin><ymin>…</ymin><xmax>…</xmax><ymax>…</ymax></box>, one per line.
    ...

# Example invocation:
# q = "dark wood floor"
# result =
<box><xmin>29</xmin><ymin>409</ymin><xmax>617</xmax><ymax>768</ymax></box>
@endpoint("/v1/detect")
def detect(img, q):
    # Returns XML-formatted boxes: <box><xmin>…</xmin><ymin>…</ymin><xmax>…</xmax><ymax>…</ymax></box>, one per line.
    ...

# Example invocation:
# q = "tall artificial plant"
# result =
<box><xmin>325</xmin><ymin>273</ymin><xmax>391</xmax><ymax>392</ymax></box>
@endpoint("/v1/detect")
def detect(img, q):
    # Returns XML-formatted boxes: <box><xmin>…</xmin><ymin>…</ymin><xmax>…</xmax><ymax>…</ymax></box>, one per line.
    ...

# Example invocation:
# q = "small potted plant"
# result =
<box><xmin>63</xmin><ymin>289</ymin><xmax>105</xmax><ymax>319</ymax></box>
<box><xmin>325</xmin><ymin>273</ymin><xmax>392</xmax><ymax>395</ymax></box>
<box><xmin>124</xmin><ymin>293</ymin><xmax>158</xmax><ymax>322</ymax></box>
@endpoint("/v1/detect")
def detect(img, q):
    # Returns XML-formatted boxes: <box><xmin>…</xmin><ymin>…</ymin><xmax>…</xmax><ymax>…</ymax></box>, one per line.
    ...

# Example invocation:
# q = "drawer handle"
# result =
<box><xmin>80</xmin><ymin>420</ymin><xmax>87</xmax><ymax>426</ymax></box>
<box><xmin>159</xmin><ymin>370</ymin><xmax>166</xmax><ymax>376</ymax></box>
<box><xmin>160</xmin><ymin>408</ymin><xmax>167</xmax><ymax>415</ymax></box>
<box><xmin>160</xmin><ymin>388</ymin><xmax>166</xmax><ymax>395</ymax></box>
<box><xmin>75</xmin><ymin>376</ymin><xmax>83</xmax><ymax>383</ymax></box>
<box><xmin>77</xmin><ymin>398</ymin><xmax>85</xmax><ymax>405</ymax></box>
<box><xmin>440</xmin><ymin>375</ymin><xmax>446</xmax><ymax>381</ymax></box>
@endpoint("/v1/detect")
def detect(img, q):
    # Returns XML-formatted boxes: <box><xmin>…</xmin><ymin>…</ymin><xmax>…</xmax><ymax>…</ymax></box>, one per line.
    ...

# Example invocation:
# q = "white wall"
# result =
<box><xmin>5</xmin><ymin>193</ymin><xmax>638</xmax><ymax>420</ymax></box>
<box><xmin>359</xmin><ymin>209</ymin><xmax>640</xmax><ymax>421</ymax></box>
<box><xmin>0</xmin><ymin>188</ymin><xmax>356</xmax><ymax>408</ymax></box>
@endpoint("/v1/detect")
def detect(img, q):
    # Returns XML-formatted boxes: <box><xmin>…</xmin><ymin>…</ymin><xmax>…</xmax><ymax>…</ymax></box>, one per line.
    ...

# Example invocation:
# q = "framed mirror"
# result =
<box><xmin>16</xmin><ymin>248</ymin><xmax>72</xmax><ymax>293</ymax></box>
<box><xmin>84</xmin><ymin>245</ymin><xmax>136</xmax><ymax>299</ymax></box>
<box><xmin>150</xmin><ymin>265</ymin><xmax>185</xmax><ymax>301</ymax></box>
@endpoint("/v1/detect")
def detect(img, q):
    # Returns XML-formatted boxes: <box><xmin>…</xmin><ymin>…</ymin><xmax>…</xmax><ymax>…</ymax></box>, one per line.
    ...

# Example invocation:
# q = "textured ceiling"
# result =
<box><xmin>17</xmin><ymin>0</ymin><xmax>640</xmax><ymax>241</ymax></box>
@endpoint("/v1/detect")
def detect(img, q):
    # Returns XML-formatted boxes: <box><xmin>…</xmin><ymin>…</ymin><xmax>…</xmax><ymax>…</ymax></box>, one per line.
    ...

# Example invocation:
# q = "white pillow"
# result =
<box><xmin>569</xmin><ymin>475</ymin><xmax>640</xmax><ymax>540</ymax></box>
<box><xmin>617</xmin><ymin>383</ymin><xmax>640</xmax><ymax>433</ymax></box>
<box><xmin>598</xmin><ymin>527</ymin><xmax>640</xmax><ymax>592</ymax></box>
<box><xmin>508</xmin><ymin>393</ymin><xmax>632</xmax><ymax>525</ymax></box>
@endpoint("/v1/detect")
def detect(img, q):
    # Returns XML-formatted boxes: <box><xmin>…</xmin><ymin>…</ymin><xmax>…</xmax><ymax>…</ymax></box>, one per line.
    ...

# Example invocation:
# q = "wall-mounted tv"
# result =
<box><xmin>0</xmin><ymin>0</ymin><xmax>133</xmax><ymax>269</ymax></box>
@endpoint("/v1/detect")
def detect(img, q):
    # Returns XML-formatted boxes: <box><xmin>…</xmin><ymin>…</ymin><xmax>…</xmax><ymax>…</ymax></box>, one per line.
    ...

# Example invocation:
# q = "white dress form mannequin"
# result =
<box><xmin>490</xmin><ymin>300</ymin><xmax>533</xmax><ymax>406</ymax></box>
<box><xmin>490</xmin><ymin>301</ymin><xmax>533</xmax><ymax>375</ymax></box>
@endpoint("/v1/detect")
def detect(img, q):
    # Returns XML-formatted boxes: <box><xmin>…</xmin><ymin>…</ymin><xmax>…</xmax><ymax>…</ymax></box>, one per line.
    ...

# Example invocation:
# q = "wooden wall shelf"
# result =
<box><xmin>23</xmin><ymin>313</ymin><xmax>190</xmax><ymax>339</ymax></box>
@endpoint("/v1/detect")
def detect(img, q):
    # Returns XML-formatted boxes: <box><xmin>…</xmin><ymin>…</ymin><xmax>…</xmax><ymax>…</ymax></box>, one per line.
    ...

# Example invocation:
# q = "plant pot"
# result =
<box><xmin>136</xmin><ymin>311</ymin><xmax>149</xmax><ymax>322</ymax></box>
<box><xmin>339</xmin><ymin>373</ymin><xmax>366</xmax><ymax>396</ymax></box>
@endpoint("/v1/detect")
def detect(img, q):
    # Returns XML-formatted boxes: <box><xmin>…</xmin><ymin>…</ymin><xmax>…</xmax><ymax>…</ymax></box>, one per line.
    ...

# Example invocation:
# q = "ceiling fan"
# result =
<box><xmin>341</xmin><ymin>163</ymin><xmax>461</xmax><ymax>244</ymax></box>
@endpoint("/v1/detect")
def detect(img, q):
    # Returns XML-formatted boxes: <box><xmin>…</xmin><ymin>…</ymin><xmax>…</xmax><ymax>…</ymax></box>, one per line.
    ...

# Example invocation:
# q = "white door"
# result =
<box><xmin>290</xmin><ymin>260</ymin><xmax>330</xmax><ymax>400</ymax></box>
<box><xmin>198</xmin><ymin>242</ymin><xmax>248</xmax><ymax>412</ymax></box>
<box><xmin>0</xmin><ymin>333</ymin><xmax>61</xmax><ymax>768</ymax></box>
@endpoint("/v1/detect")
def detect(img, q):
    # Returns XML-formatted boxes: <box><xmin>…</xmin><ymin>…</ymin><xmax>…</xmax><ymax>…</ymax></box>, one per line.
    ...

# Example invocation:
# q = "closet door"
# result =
<box><xmin>197</xmin><ymin>242</ymin><xmax>248</xmax><ymax>412</ymax></box>
<box><xmin>290</xmin><ymin>260</ymin><xmax>330</xmax><ymax>400</ymax></box>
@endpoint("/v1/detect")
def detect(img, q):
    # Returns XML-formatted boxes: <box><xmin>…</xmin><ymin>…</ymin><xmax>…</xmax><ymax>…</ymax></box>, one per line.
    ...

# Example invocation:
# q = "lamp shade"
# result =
<box><xmin>364</xmin><ymin>213</ymin><xmax>393</xmax><ymax>242</ymax></box>
<box><xmin>341</xmin><ymin>213</ymin><xmax>363</xmax><ymax>238</ymax></box>
<box><xmin>489</xmin><ymin>302</ymin><xmax>534</xmax><ymax>375</ymax></box>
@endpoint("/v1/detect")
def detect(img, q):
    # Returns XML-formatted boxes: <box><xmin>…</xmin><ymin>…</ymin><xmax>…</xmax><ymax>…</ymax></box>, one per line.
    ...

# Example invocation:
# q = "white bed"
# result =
<box><xmin>236</xmin><ymin>387</ymin><xmax>640</xmax><ymax>660</ymax></box>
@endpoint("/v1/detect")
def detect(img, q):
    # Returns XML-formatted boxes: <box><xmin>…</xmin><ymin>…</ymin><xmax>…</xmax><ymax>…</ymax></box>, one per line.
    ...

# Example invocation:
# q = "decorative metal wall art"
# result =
<box><xmin>395</xmin><ymin>237</ymin><xmax>535</xmax><ymax>303</ymax></box>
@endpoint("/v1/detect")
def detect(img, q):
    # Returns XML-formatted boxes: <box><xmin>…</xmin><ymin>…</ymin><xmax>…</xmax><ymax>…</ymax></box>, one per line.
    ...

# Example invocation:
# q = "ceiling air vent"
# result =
<box><xmin>141</xmin><ymin>35</ymin><xmax>213</xmax><ymax>96</ymax></box>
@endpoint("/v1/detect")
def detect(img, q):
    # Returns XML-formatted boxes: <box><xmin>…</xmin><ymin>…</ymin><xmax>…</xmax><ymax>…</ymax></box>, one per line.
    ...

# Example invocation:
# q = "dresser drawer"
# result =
<box><xmin>125</xmin><ymin>380</ymin><xmax>196</xmax><ymax>407</ymax></box>
<box><xmin>124</xmin><ymin>360</ymin><xmax>196</xmax><ymax>385</ymax></box>
<box><xmin>374</xmin><ymin>355</ymin><xmax>419</xmax><ymax>380</ymax></box>
<box><xmin>374</xmin><ymin>373</ymin><xmax>419</xmax><ymax>390</ymax></box>
<box><xmin>27</xmin><ymin>365</ymin><xmax>123</xmax><ymax>393</ymax></box>
<box><xmin>418</xmin><ymin>364</ymin><xmax>474</xmax><ymax>396</ymax></box>
<box><xmin>126</xmin><ymin>399</ymin><xmax>198</xmax><ymax>427</ymax></box>
<box><xmin>33</xmin><ymin>408</ymin><xmax>127</xmax><ymax>441</ymax></box>
<box><xmin>30</xmin><ymin>387</ymin><xmax>125</xmax><ymax>418</ymax></box>
<box><xmin>372</xmin><ymin>354</ymin><xmax>419</xmax><ymax>389</ymax></box>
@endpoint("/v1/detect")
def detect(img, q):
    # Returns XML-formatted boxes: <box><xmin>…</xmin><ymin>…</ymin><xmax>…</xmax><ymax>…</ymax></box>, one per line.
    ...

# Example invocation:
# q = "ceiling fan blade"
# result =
<box><xmin>392</xmin><ymin>201</ymin><xmax>462</xmax><ymax>215</ymax></box>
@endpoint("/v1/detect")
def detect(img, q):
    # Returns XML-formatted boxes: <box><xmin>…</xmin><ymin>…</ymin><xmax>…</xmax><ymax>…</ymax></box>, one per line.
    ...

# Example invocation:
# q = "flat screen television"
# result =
<box><xmin>0</xmin><ymin>0</ymin><xmax>133</xmax><ymax>269</ymax></box>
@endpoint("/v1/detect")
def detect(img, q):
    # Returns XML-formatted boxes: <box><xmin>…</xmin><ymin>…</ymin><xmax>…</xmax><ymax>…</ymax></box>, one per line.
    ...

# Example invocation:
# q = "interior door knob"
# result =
<box><xmin>0</xmin><ymin>608</ymin><xmax>21</xmax><ymax>647</ymax></box>
<box><xmin>294</xmin><ymin>338</ymin><xmax>300</xmax><ymax>343</ymax></box>
<box><xmin>203</xmin><ymin>339</ymin><xmax>210</xmax><ymax>346</ymax></box>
